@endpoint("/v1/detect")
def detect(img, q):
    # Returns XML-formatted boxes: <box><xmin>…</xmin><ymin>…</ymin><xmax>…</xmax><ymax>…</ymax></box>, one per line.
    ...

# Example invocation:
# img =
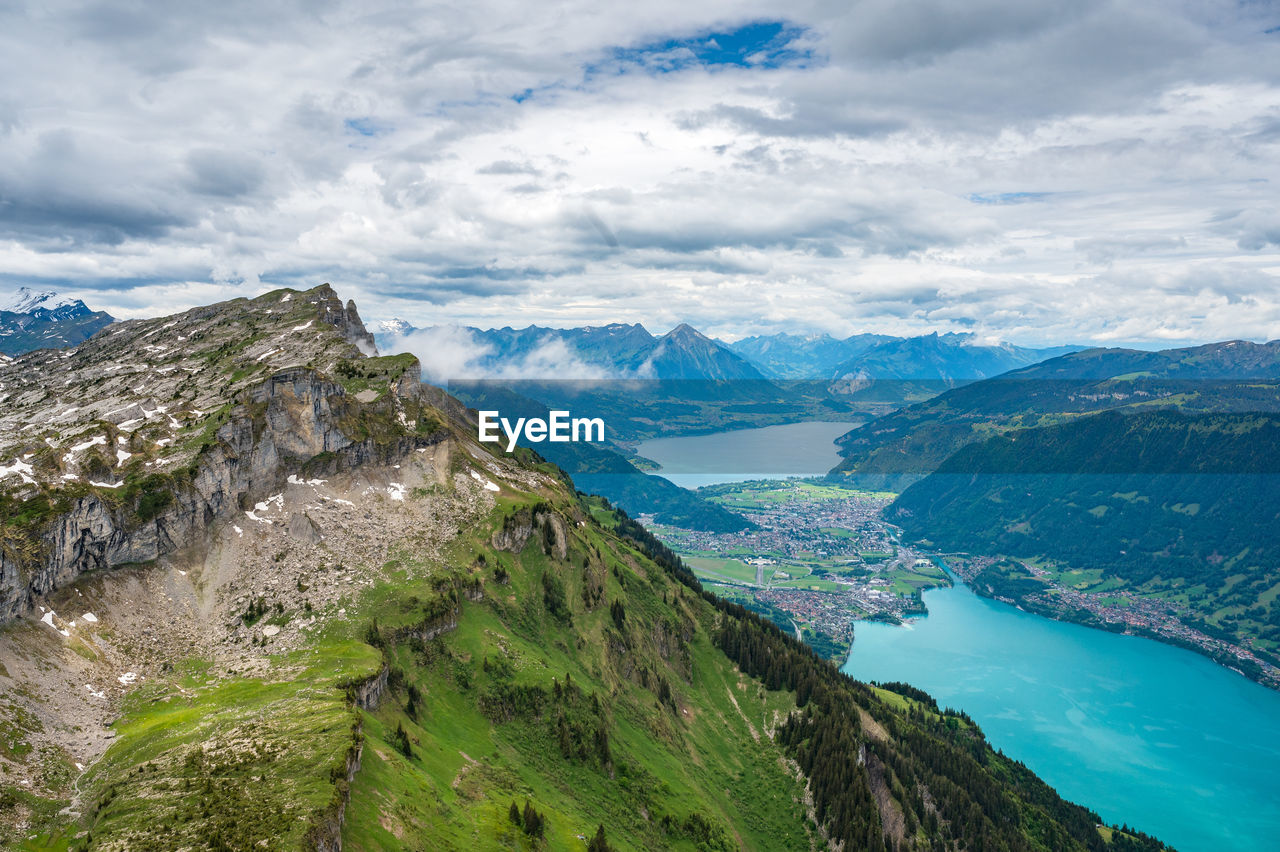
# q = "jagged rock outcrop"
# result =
<box><xmin>351</xmin><ymin>666</ymin><xmax>390</xmax><ymax>711</ymax></box>
<box><xmin>305</xmin><ymin>720</ymin><xmax>366</xmax><ymax>852</ymax></box>
<box><xmin>490</xmin><ymin>506</ymin><xmax>567</xmax><ymax>559</ymax></box>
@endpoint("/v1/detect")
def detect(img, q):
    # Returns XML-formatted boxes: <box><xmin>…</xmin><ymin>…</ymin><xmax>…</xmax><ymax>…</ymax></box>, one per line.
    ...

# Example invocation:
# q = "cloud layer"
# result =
<box><xmin>2</xmin><ymin>0</ymin><xmax>1279</xmax><ymax>346</ymax></box>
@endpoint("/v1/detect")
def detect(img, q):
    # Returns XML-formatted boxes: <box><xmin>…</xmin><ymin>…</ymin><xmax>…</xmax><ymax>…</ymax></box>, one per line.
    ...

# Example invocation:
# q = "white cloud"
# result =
<box><xmin>381</xmin><ymin>325</ymin><xmax>615</xmax><ymax>382</ymax></box>
<box><xmin>0</xmin><ymin>0</ymin><xmax>1278</xmax><ymax>346</ymax></box>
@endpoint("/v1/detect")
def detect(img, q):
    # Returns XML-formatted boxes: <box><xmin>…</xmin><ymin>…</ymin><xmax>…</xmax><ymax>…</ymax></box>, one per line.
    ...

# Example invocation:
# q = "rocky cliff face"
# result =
<box><xmin>0</xmin><ymin>284</ymin><xmax>443</xmax><ymax>625</ymax></box>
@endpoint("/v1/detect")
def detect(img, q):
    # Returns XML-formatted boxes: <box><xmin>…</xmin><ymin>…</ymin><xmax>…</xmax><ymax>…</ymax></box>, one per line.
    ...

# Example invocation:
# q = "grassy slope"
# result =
<box><xmin>339</xmin><ymin>488</ymin><xmax>812</xmax><ymax>851</ymax></box>
<box><xmin>18</xmin><ymin>645</ymin><xmax>382</xmax><ymax>851</ymax></box>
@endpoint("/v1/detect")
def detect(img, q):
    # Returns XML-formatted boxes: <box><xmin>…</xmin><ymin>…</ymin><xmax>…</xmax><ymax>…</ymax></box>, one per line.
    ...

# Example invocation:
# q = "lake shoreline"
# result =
<box><xmin>927</xmin><ymin>551</ymin><xmax>1280</xmax><ymax>692</ymax></box>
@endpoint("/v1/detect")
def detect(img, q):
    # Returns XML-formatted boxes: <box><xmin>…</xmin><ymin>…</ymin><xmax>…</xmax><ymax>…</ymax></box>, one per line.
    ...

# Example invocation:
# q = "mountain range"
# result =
<box><xmin>377</xmin><ymin>320</ymin><xmax>1084</xmax><ymax>385</ymax></box>
<box><xmin>377</xmin><ymin>319</ymin><xmax>765</xmax><ymax>381</ymax></box>
<box><xmin>0</xmin><ymin>285</ymin><xmax>1168</xmax><ymax>851</ymax></box>
<box><xmin>728</xmin><ymin>330</ymin><xmax>1081</xmax><ymax>382</ymax></box>
<box><xmin>0</xmin><ymin>287</ymin><xmax>114</xmax><ymax>355</ymax></box>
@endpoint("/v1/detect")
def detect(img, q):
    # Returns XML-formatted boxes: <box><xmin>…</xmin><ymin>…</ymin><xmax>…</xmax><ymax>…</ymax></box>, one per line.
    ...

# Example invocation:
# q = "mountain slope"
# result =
<box><xmin>832</xmin><ymin>340</ymin><xmax>1280</xmax><ymax>476</ymax></box>
<box><xmin>0</xmin><ymin>283</ymin><xmax>387</xmax><ymax>622</ymax></box>
<box><xmin>0</xmin><ymin>287</ymin><xmax>115</xmax><ymax>355</ymax></box>
<box><xmin>885</xmin><ymin>409</ymin><xmax>1280</xmax><ymax>685</ymax></box>
<box><xmin>646</xmin><ymin>323</ymin><xmax>765</xmax><ymax>380</ymax></box>
<box><xmin>0</xmin><ymin>288</ymin><xmax>1170</xmax><ymax>851</ymax></box>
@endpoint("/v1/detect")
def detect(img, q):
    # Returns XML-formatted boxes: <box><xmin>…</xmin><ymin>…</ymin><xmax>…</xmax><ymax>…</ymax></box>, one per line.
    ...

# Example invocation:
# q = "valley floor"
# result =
<box><xmin>641</xmin><ymin>479</ymin><xmax>950</xmax><ymax>660</ymax></box>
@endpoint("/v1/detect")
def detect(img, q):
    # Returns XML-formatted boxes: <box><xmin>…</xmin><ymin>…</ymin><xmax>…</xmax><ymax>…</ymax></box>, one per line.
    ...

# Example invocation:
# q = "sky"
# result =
<box><xmin>1</xmin><ymin>1</ymin><xmax>1279</xmax><ymax>346</ymax></box>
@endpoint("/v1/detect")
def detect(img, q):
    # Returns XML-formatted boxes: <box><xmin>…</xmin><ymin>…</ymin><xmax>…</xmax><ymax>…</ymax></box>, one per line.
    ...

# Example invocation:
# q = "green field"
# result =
<box><xmin>683</xmin><ymin>555</ymin><xmax>760</xmax><ymax>584</ymax></box>
<box><xmin>700</xmin><ymin>478</ymin><xmax>896</xmax><ymax>510</ymax></box>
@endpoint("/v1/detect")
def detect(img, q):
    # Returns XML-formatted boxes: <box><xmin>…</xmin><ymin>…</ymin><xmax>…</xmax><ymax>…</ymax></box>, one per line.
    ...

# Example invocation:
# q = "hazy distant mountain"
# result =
<box><xmin>726</xmin><ymin>332</ymin><xmax>894</xmax><ymax>378</ymax></box>
<box><xmin>649</xmin><ymin>323</ymin><xmax>765</xmax><ymax>380</ymax></box>
<box><xmin>378</xmin><ymin>319</ymin><xmax>765</xmax><ymax>381</ymax></box>
<box><xmin>726</xmin><ymin>330</ymin><xmax>1081</xmax><ymax>383</ymax></box>
<box><xmin>829</xmin><ymin>333</ymin><xmax>1081</xmax><ymax>383</ymax></box>
<box><xmin>0</xmin><ymin>286</ymin><xmax>114</xmax><ymax>355</ymax></box>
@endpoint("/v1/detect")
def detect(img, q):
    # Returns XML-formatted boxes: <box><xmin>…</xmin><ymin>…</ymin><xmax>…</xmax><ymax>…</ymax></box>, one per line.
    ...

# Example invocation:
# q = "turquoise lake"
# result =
<box><xmin>641</xmin><ymin>423</ymin><xmax>1280</xmax><ymax>852</ymax></box>
<box><xmin>843</xmin><ymin>569</ymin><xmax>1280</xmax><ymax>852</ymax></box>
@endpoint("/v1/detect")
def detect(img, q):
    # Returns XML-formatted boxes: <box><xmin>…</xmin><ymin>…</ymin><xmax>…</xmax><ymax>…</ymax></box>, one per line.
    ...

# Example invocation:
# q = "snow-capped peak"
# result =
<box><xmin>0</xmin><ymin>287</ymin><xmax>81</xmax><ymax>314</ymax></box>
<box><xmin>378</xmin><ymin>318</ymin><xmax>414</xmax><ymax>335</ymax></box>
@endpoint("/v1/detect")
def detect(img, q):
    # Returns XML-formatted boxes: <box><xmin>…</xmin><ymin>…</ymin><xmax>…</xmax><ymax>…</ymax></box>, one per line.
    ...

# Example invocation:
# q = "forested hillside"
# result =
<box><xmin>887</xmin><ymin>410</ymin><xmax>1280</xmax><ymax>679</ymax></box>
<box><xmin>832</xmin><ymin>340</ymin><xmax>1280</xmax><ymax>477</ymax></box>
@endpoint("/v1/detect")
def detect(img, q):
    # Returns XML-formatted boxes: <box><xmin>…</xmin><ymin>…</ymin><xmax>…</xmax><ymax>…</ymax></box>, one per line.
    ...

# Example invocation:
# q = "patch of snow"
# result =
<box><xmin>118</xmin><ymin>672</ymin><xmax>137</xmax><ymax>685</ymax></box>
<box><xmin>292</xmin><ymin>320</ymin><xmax>313</xmax><ymax>331</ymax></box>
<box><xmin>233</xmin><ymin>524</ymin><xmax>243</xmax><ymax>536</ymax></box>
<box><xmin>281</xmin><ymin>293</ymin><xmax>292</xmax><ymax>302</ymax></box>
<box><xmin>469</xmin><ymin>470</ymin><xmax>500</xmax><ymax>492</ymax></box>
<box><xmin>40</xmin><ymin>611</ymin><xmax>56</xmax><ymax>628</ymax></box>
<box><xmin>116</xmin><ymin>449</ymin><xmax>132</xmax><ymax>466</ymax></box>
<box><xmin>89</xmin><ymin>480</ymin><xmax>123</xmax><ymax>488</ymax></box>
<box><xmin>81</xmin><ymin>612</ymin><xmax>98</xmax><ymax>623</ymax></box>
<box><xmin>387</xmin><ymin>482</ymin><xmax>407</xmax><ymax>501</ymax></box>
<box><xmin>0</xmin><ymin>457</ymin><xmax>36</xmax><ymax>484</ymax></box>
<box><xmin>66</xmin><ymin>434</ymin><xmax>106</xmax><ymax>457</ymax></box>
<box><xmin>85</xmin><ymin>685</ymin><xmax>105</xmax><ymax>699</ymax></box>
<box><xmin>245</xmin><ymin>495</ymin><xmax>282</xmax><ymax>524</ymax></box>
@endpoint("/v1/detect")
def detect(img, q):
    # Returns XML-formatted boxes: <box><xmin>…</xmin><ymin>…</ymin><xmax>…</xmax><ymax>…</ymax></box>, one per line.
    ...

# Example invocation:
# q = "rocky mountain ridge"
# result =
<box><xmin>0</xmin><ymin>284</ymin><xmax>407</xmax><ymax>625</ymax></box>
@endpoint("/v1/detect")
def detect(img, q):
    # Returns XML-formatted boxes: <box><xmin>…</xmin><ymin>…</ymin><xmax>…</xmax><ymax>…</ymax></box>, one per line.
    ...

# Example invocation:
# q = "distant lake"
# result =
<box><xmin>844</xmin><ymin>567</ymin><xmax>1280</xmax><ymax>852</ymax></box>
<box><xmin>636</xmin><ymin>420</ymin><xmax>859</xmax><ymax>489</ymax></box>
